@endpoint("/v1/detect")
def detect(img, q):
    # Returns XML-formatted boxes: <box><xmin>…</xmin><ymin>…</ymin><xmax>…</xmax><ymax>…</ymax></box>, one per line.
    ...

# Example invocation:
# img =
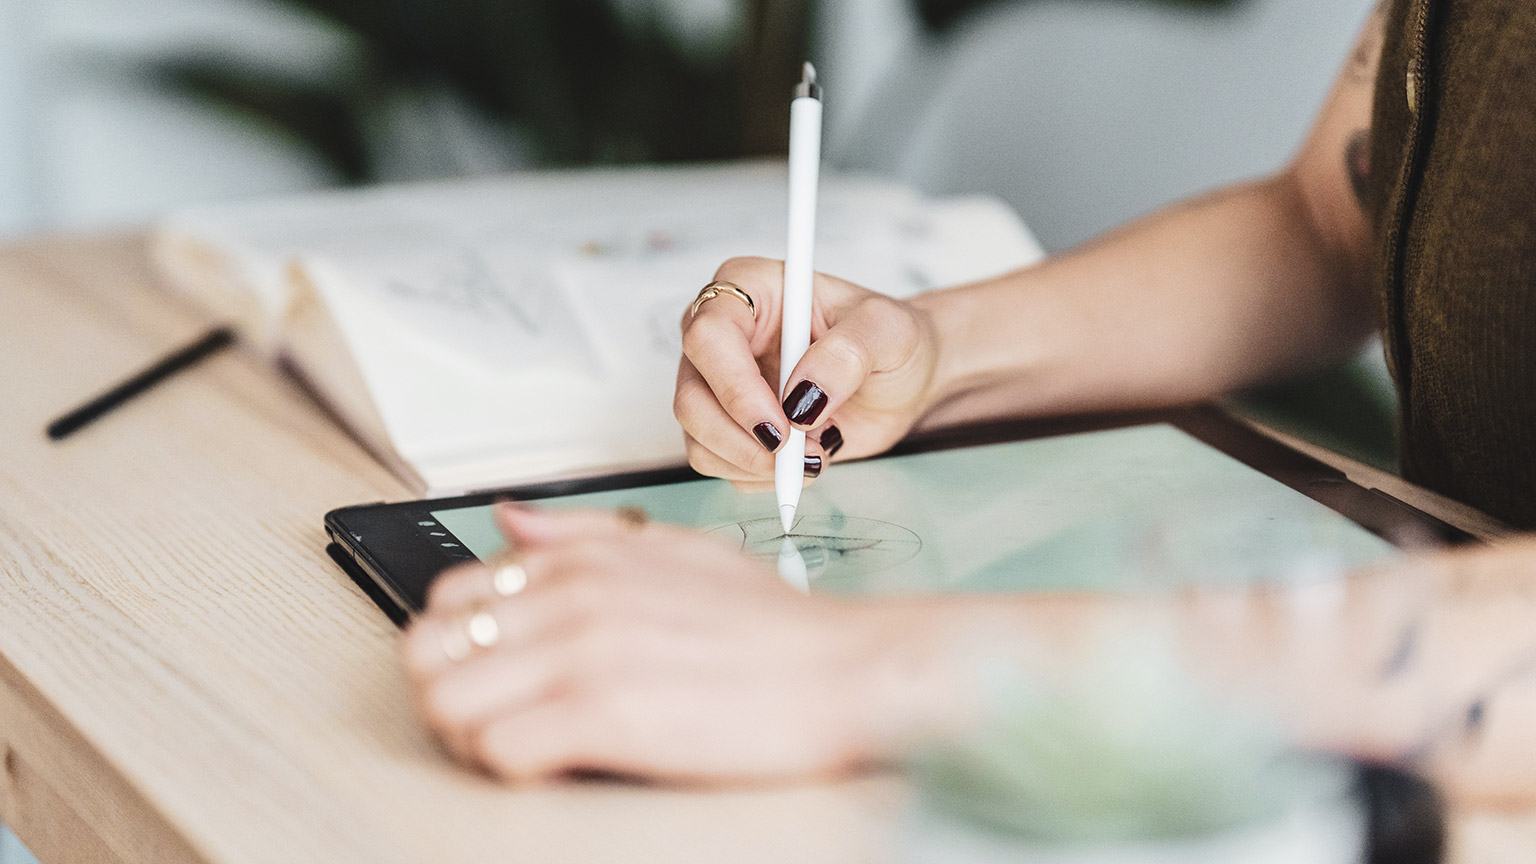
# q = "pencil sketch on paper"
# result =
<box><xmin>707</xmin><ymin>515</ymin><xmax>922</xmax><ymax>583</ymax></box>
<box><xmin>380</xmin><ymin>248</ymin><xmax>542</xmax><ymax>332</ymax></box>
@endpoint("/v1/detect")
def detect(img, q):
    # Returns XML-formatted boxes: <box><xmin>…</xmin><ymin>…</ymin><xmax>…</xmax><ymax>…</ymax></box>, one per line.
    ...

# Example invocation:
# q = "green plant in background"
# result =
<box><xmin>157</xmin><ymin>0</ymin><xmax>1237</xmax><ymax>184</ymax></box>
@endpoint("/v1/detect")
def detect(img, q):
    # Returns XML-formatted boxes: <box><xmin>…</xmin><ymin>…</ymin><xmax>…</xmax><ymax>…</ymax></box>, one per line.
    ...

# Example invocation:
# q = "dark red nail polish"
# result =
<box><xmin>803</xmin><ymin>455</ymin><xmax>822</xmax><ymax>478</ymax></box>
<box><xmin>783</xmin><ymin>380</ymin><xmax>827</xmax><ymax>426</ymax></box>
<box><xmin>752</xmin><ymin>422</ymin><xmax>783</xmax><ymax>452</ymax></box>
<box><xmin>820</xmin><ymin>425</ymin><xmax>844</xmax><ymax>457</ymax></box>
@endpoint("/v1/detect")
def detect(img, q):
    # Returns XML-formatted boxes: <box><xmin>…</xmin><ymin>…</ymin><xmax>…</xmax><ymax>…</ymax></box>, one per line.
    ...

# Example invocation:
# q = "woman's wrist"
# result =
<box><xmin>908</xmin><ymin>268</ymin><xmax>1068</xmax><ymax>431</ymax></box>
<box><xmin>908</xmin><ymin>288</ymin><xmax>966</xmax><ymax>423</ymax></box>
<box><xmin>842</xmin><ymin>601</ymin><xmax>982</xmax><ymax>758</ymax></box>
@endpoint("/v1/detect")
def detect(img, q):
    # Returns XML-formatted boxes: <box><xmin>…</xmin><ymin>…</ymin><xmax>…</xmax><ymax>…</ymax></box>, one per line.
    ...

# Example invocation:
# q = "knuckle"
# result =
<box><xmin>672</xmin><ymin>379</ymin><xmax>700</xmax><ymax>424</ymax></box>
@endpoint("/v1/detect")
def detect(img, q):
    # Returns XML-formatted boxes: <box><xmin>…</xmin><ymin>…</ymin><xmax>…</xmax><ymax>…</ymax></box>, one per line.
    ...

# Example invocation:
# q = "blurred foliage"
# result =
<box><xmin>157</xmin><ymin>0</ymin><xmax>1235</xmax><ymax>183</ymax></box>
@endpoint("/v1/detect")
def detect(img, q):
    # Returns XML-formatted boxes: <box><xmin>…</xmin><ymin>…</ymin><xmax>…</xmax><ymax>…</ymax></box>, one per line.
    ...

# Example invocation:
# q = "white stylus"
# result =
<box><xmin>776</xmin><ymin>62</ymin><xmax>822</xmax><ymax>534</ymax></box>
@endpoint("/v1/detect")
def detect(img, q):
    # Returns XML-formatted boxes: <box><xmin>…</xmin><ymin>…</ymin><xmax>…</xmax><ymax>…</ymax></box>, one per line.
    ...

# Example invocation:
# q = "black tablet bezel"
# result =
<box><xmin>324</xmin><ymin>406</ymin><xmax>1473</xmax><ymax>625</ymax></box>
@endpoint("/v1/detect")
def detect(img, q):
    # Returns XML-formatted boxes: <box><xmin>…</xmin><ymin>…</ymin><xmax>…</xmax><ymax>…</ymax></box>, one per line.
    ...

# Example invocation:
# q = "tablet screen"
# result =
<box><xmin>430</xmin><ymin>423</ymin><xmax>1398</xmax><ymax>593</ymax></box>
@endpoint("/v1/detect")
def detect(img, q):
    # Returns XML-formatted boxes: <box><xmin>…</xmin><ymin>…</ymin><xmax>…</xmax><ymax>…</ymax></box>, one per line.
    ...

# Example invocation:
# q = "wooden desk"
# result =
<box><xmin>0</xmin><ymin>234</ymin><xmax>1526</xmax><ymax>862</ymax></box>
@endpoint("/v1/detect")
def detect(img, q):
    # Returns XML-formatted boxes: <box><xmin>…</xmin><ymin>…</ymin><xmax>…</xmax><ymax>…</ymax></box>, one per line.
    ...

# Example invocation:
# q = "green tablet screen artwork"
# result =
<box><xmin>432</xmin><ymin>424</ymin><xmax>1397</xmax><ymax>594</ymax></box>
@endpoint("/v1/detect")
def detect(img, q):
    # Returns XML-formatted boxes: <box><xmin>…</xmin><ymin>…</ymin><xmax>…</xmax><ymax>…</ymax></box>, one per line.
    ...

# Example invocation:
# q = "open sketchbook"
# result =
<box><xmin>154</xmin><ymin>162</ymin><xmax>1044</xmax><ymax>495</ymax></box>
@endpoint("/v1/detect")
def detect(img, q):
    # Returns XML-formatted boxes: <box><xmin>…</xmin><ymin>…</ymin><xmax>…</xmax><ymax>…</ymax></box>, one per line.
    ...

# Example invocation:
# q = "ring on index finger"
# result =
<box><xmin>438</xmin><ymin>605</ymin><xmax>501</xmax><ymax>662</ymax></box>
<box><xmin>689</xmin><ymin>281</ymin><xmax>756</xmax><ymax>320</ymax></box>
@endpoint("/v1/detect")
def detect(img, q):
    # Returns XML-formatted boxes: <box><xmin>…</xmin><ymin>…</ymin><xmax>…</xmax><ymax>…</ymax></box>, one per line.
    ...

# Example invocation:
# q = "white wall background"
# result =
<box><xmin>0</xmin><ymin>0</ymin><xmax>350</xmax><ymax>238</ymax></box>
<box><xmin>0</xmin><ymin>0</ymin><xmax>38</xmax><ymax>236</ymax></box>
<box><xmin>820</xmin><ymin>0</ymin><xmax>1376</xmax><ymax>250</ymax></box>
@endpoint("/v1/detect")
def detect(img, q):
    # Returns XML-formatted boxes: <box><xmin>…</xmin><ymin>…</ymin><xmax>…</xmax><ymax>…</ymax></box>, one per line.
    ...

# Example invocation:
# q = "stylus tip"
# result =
<box><xmin>779</xmin><ymin>504</ymin><xmax>796</xmax><ymax>534</ymax></box>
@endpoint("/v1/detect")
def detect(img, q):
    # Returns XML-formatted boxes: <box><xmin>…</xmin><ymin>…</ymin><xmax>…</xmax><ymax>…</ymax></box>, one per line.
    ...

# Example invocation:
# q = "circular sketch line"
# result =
<box><xmin>707</xmin><ymin>515</ymin><xmax>922</xmax><ymax>582</ymax></box>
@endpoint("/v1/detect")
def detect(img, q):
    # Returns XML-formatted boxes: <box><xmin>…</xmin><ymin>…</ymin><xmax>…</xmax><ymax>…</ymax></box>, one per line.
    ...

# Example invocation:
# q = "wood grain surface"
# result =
<box><xmin>0</xmin><ymin>233</ymin><xmax>1527</xmax><ymax>862</ymax></box>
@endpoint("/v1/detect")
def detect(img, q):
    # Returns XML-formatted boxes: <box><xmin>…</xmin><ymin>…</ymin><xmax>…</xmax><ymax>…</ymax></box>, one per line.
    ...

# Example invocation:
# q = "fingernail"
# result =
<box><xmin>752</xmin><ymin>422</ymin><xmax>783</xmax><ymax>452</ymax></box>
<box><xmin>803</xmin><ymin>455</ymin><xmax>822</xmax><ymax>478</ymax></box>
<box><xmin>783</xmin><ymin>381</ymin><xmax>828</xmax><ymax>427</ymax></box>
<box><xmin>820</xmin><ymin>425</ymin><xmax>844</xmax><ymax>457</ymax></box>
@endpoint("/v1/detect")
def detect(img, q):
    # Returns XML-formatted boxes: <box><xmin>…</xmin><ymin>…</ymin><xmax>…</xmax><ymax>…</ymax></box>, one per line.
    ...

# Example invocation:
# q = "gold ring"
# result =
<box><xmin>616</xmin><ymin>506</ymin><xmax>650</xmax><ymax>532</ymax></box>
<box><xmin>466</xmin><ymin>610</ymin><xmax>500</xmax><ymax>650</ymax></box>
<box><xmin>439</xmin><ymin>607</ymin><xmax>501</xmax><ymax>662</ymax></box>
<box><xmin>689</xmin><ymin>281</ymin><xmax>756</xmax><ymax>320</ymax></box>
<box><xmin>491</xmin><ymin>561</ymin><xmax>529</xmax><ymax>597</ymax></box>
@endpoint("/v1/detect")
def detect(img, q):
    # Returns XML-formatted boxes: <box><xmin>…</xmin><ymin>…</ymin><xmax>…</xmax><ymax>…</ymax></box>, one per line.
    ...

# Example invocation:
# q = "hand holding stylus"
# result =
<box><xmin>674</xmin><ymin>258</ymin><xmax>939</xmax><ymax>493</ymax></box>
<box><xmin>677</xmin><ymin>63</ymin><xmax>935</xmax><ymax>496</ymax></box>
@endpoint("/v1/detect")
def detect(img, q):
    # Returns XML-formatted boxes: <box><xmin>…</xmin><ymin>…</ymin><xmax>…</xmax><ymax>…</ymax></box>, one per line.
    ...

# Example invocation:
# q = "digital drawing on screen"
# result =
<box><xmin>707</xmin><ymin>514</ymin><xmax>923</xmax><ymax>583</ymax></box>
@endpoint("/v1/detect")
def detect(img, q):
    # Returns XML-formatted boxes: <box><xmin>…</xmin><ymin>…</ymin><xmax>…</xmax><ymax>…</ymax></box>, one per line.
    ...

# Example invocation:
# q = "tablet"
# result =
<box><xmin>324</xmin><ymin>408</ymin><xmax>1470</xmax><ymax>626</ymax></box>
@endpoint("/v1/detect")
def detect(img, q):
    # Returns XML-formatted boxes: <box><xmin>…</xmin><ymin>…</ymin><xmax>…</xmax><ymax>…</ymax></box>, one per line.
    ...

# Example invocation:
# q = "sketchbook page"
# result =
<box><xmin>280</xmin><ymin>261</ymin><xmax>428</xmax><ymax>491</ymax></box>
<box><xmin>295</xmin><ymin>254</ymin><xmax>665</xmax><ymax>494</ymax></box>
<box><xmin>294</xmin><ymin>256</ymin><xmax>608</xmax><ymax>480</ymax></box>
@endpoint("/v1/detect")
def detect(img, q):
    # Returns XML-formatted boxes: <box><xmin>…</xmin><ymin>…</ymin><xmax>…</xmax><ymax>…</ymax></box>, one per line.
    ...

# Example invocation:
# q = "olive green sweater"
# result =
<box><xmin>1369</xmin><ymin>0</ymin><xmax>1536</xmax><ymax>528</ymax></box>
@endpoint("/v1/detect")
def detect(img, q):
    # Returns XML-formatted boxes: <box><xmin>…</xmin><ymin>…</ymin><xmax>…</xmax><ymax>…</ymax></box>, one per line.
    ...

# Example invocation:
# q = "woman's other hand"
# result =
<box><xmin>675</xmin><ymin>257</ymin><xmax>939</xmax><ymax>492</ymax></box>
<box><xmin>401</xmin><ymin>505</ymin><xmax>954</xmax><ymax>783</ymax></box>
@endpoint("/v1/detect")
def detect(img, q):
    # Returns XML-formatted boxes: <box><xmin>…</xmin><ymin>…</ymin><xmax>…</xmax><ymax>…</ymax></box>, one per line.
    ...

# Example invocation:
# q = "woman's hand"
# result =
<box><xmin>675</xmin><ymin>257</ymin><xmax>940</xmax><ymax>492</ymax></box>
<box><xmin>401</xmin><ymin>505</ymin><xmax>955</xmax><ymax>783</ymax></box>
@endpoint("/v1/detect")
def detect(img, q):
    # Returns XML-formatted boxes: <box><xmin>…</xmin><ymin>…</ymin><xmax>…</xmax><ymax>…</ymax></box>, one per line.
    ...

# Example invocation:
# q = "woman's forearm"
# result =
<box><xmin>879</xmin><ymin>539</ymin><xmax>1536</xmax><ymax>806</ymax></box>
<box><xmin>911</xmin><ymin>174</ymin><xmax>1377</xmax><ymax>430</ymax></box>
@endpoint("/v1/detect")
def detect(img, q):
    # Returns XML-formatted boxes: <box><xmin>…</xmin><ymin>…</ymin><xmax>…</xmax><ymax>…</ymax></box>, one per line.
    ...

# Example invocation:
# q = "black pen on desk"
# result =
<box><xmin>45</xmin><ymin>326</ymin><xmax>237</xmax><ymax>441</ymax></box>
